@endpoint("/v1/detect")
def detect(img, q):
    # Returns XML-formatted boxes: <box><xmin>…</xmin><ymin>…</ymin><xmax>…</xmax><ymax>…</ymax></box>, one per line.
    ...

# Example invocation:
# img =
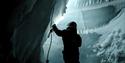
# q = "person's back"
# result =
<box><xmin>52</xmin><ymin>21</ymin><xmax>82</xmax><ymax>63</ymax></box>
<box><xmin>61</xmin><ymin>30</ymin><xmax>81</xmax><ymax>50</ymax></box>
<box><xmin>62</xmin><ymin>30</ymin><xmax>81</xmax><ymax>63</ymax></box>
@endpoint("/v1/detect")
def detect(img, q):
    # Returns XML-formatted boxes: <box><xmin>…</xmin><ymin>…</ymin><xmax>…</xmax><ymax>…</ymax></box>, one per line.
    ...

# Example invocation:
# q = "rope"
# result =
<box><xmin>46</xmin><ymin>0</ymin><xmax>56</xmax><ymax>63</ymax></box>
<box><xmin>46</xmin><ymin>32</ymin><xmax>52</xmax><ymax>63</ymax></box>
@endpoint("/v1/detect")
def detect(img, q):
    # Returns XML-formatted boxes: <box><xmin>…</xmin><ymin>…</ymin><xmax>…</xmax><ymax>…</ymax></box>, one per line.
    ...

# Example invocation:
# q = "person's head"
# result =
<box><xmin>67</xmin><ymin>21</ymin><xmax>77</xmax><ymax>33</ymax></box>
<box><xmin>68</xmin><ymin>21</ymin><xmax>77</xmax><ymax>28</ymax></box>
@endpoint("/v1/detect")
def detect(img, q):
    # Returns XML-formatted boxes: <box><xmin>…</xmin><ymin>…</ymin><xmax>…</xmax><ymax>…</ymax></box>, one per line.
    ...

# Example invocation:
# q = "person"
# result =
<box><xmin>51</xmin><ymin>21</ymin><xmax>82</xmax><ymax>63</ymax></box>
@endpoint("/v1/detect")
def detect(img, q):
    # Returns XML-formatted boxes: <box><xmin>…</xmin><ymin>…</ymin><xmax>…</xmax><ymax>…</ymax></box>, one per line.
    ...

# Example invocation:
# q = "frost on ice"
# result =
<box><xmin>93</xmin><ymin>29</ymin><xmax>125</xmax><ymax>63</ymax></box>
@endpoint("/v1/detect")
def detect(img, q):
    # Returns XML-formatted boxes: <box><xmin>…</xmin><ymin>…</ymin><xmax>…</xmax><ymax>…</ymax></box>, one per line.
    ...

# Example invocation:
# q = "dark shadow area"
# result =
<box><xmin>1</xmin><ymin>0</ymin><xmax>22</xmax><ymax>63</ymax></box>
<box><xmin>1</xmin><ymin>0</ymin><xmax>56</xmax><ymax>63</ymax></box>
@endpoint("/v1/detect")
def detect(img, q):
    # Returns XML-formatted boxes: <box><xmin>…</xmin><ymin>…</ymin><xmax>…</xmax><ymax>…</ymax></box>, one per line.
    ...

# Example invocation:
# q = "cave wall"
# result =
<box><xmin>2</xmin><ymin>0</ymin><xmax>55</xmax><ymax>63</ymax></box>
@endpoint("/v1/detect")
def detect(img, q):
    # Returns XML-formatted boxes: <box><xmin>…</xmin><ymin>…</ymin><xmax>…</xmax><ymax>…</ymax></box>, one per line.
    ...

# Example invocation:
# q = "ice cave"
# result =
<box><xmin>2</xmin><ymin>0</ymin><xmax>125</xmax><ymax>63</ymax></box>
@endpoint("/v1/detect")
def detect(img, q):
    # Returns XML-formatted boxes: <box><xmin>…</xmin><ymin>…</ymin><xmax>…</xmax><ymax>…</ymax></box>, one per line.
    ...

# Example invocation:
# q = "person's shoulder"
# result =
<box><xmin>77</xmin><ymin>34</ymin><xmax>81</xmax><ymax>38</ymax></box>
<box><xmin>77</xmin><ymin>33</ymin><xmax>80</xmax><ymax>36</ymax></box>
<box><xmin>62</xmin><ymin>29</ymin><xmax>67</xmax><ymax>32</ymax></box>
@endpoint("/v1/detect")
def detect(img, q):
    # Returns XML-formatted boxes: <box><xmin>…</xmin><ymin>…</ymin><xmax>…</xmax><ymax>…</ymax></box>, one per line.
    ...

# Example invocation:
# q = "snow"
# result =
<box><xmin>93</xmin><ymin>29</ymin><xmax>125</xmax><ymax>63</ymax></box>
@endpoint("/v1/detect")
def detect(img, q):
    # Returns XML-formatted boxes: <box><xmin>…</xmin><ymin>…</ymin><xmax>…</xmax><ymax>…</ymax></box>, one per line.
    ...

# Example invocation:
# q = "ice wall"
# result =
<box><xmin>10</xmin><ymin>0</ymin><xmax>57</xmax><ymax>63</ymax></box>
<box><xmin>92</xmin><ymin>8</ymin><xmax>125</xmax><ymax>63</ymax></box>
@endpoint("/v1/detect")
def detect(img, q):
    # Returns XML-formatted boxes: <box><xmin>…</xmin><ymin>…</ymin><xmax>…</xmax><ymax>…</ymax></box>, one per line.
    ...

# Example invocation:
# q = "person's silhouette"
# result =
<box><xmin>51</xmin><ymin>21</ymin><xmax>82</xmax><ymax>63</ymax></box>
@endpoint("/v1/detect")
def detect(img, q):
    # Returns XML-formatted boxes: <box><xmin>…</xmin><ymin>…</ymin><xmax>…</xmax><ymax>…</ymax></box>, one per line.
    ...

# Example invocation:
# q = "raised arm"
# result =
<box><xmin>52</xmin><ymin>24</ymin><xmax>63</xmax><ymax>36</ymax></box>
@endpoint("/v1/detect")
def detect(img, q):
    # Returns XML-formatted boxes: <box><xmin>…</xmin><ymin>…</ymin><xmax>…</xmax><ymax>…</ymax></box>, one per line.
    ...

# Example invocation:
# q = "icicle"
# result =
<box><xmin>89</xmin><ymin>0</ymin><xmax>92</xmax><ymax>6</ymax></box>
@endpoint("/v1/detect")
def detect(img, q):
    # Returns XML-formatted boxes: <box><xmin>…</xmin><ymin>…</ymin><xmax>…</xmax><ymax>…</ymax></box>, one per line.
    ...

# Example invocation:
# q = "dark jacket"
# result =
<box><xmin>52</xmin><ymin>25</ymin><xmax>82</xmax><ymax>51</ymax></box>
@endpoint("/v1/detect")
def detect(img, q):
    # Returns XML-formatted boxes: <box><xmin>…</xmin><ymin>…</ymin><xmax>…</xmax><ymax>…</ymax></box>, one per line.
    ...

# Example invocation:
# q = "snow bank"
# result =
<box><xmin>93</xmin><ymin>29</ymin><xmax>125</xmax><ymax>63</ymax></box>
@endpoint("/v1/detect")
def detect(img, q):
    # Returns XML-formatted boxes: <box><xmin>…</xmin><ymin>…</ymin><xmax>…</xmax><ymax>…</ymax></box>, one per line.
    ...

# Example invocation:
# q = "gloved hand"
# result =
<box><xmin>52</xmin><ymin>24</ymin><xmax>56</xmax><ymax>28</ymax></box>
<box><xmin>49</xmin><ymin>24</ymin><xmax>56</xmax><ymax>33</ymax></box>
<box><xmin>50</xmin><ymin>28</ymin><xmax>53</xmax><ymax>33</ymax></box>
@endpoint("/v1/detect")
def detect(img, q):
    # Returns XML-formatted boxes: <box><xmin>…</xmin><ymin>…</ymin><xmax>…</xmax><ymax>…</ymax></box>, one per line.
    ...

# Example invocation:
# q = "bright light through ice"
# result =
<box><xmin>54</xmin><ymin>16</ymin><xmax>64</xmax><ymax>25</ymax></box>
